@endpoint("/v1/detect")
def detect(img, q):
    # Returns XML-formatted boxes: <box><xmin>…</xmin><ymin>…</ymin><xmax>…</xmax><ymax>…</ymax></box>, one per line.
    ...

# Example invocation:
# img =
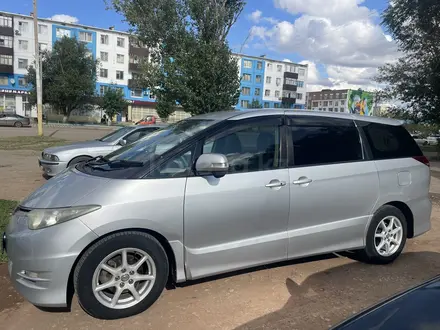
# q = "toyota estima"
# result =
<box><xmin>3</xmin><ymin>110</ymin><xmax>432</xmax><ymax>319</ymax></box>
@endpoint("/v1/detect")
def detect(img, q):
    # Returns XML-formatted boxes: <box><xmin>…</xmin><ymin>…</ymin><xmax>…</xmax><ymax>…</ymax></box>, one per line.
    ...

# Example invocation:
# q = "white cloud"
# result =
<box><xmin>248</xmin><ymin>0</ymin><xmax>400</xmax><ymax>90</ymax></box>
<box><xmin>248</xmin><ymin>10</ymin><xmax>263</xmax><ymax>23</ymax></box>
<box><xmin>49</xmin><ymin>14</ymin><xmax>79</xmax><ymax>24</ymax></box>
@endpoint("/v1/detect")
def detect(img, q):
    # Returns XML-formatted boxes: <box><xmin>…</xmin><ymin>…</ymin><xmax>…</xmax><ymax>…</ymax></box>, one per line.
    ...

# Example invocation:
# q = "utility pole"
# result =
<box><xmin>32</xmin><ymin>0</ymin><xmax>43</xmax><ymax>136</ymax></box>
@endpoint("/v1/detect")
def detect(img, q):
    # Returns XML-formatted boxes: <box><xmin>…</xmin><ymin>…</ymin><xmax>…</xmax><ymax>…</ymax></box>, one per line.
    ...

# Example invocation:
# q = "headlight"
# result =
<box><xmin>27</xmin><ymin>205</ymin><xmax>101</xmax><ymax>230</ymax></box>
<box><xmin>42</xmin><ymin>153</ymin><xmax>59</xmax><ymax>162</ymax></box>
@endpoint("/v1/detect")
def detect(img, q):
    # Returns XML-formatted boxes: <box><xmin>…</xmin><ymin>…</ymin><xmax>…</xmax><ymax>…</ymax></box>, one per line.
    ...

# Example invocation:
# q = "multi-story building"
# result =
<box><xmin>0</xmin><ymin>10</ymin><xmax>309</xmax><ymax>122</ymax></box>
<box><xmin>306</xmin><ymin>88</ymin><xmax>377</xmax><ymax>116</ymax></box>
<box><xmin>234</xmin><ymin>54</ymin><xmax>308</xmax><ymax>110</ymax></box>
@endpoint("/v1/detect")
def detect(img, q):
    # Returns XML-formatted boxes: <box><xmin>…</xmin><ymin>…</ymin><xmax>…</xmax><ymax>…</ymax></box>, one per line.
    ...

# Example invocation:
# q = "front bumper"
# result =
<box><xmin>4</xmin><ymin>211</ymin><xmax>98</xmax><ymax>307</ymax></box>
<box><xmin>38</xmin><ymin>158</ymin><xmax>67</xmax><ymax>177</ymax></box>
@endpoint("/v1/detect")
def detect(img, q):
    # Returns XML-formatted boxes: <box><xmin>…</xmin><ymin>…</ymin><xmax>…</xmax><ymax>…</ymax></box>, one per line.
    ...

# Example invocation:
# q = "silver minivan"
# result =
<box><xmin>3</xmin><ymin>110</ymin><xmax>432</xmax><ymax>319</ymax></box>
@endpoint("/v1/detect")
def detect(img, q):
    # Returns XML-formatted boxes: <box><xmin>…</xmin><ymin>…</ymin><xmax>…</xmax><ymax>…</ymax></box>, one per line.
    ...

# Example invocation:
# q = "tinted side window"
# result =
<box><xmin>289</xmin><ymin>116</ymin><xmax>362</xmax><ymax>167</ymax></box>
<box><xmin>359</xmin><ymin>122</ymin><xmax>422</xmax><ymax>159</ymax></box>
<box><xmin>203</xmin><ymin>121</ymin><xmax>281</xmax><ymax>173</ymax></box>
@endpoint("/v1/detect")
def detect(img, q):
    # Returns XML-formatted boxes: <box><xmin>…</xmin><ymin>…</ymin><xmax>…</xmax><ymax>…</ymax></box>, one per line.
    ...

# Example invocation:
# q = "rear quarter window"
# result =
<box><xmin>358</xmin><ymin>122</ymin><xmax>423</xmax><ymax>160</ymax></box>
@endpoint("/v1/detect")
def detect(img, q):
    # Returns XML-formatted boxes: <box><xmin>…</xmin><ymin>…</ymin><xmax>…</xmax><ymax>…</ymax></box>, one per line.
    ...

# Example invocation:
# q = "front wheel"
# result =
<box><xmin>74</xmin><ymin>231</ymin><xmax>169</xmax><ymax>319</ymax></box>
<box><xmin>354</xmin><ymin>205</ymin><xmax>407</xmax><ymax>264</ymax></box>
<box><xmin>14</xmin><ymin>121</ymin><xmax>23</xmax><ymax>128</ymax></box>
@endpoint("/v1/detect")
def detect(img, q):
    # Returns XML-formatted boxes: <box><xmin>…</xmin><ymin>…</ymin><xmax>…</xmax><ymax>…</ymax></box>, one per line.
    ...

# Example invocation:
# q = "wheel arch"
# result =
<box><xmin>67</xmin><ymin>228</ymin><xmax>178</xmax><ymax>307</ymax></box>
<box><xmin>384</xmin><ymin>201</ymin><xmax>415</xmax><ymax>238</ymax></box>
<box><xmin>67</xmin><ymin>155</ymin><xmax>93</xmax><ymax>167</ymax></box>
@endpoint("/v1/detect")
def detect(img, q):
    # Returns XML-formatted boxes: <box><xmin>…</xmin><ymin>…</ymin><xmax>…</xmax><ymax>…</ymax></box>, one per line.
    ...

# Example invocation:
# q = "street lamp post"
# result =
<box><xmin>32</xmin><ymin>0</ymin><xmax>43</xmax><ymax>136</ymax></box>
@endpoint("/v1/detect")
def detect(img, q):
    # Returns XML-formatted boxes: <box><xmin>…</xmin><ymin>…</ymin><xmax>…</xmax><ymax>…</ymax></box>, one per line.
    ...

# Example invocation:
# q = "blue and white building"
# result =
<box><xmin>0</xmin><ymin>11</ymin><xmax>308</xmax><ymax>121</ymax></box>
<box><xmin>234</xmin><ymin>54</ymin><xmax>308</xmax><ymax>110</ymax></box>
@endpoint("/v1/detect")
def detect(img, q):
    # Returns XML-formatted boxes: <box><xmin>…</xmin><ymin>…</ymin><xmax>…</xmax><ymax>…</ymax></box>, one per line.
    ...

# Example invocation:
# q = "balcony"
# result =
<box><xmin>282</xmin><ymin>97</ymin><xmax>296</xmax><ymax>105</ymax></box>
<box><xmin>128</xmin><ymin>79</ymin><xmax>142</xmax><ymax>89</ymax></box>
<box><xmin>0</xmin><ymin>46</ymin><xmax>13</xmax><ymax>56</ymax></box>
<box><xmin>129</xmin><ymin>44</ymin><xmax>149</xmax><ymax>58</ymax></box>
<box><xmin>284</xmin><ymin>72</ymin><xmax>298</xmax><ymax>79</ymax></box>
<box><xmin>129</xmin><ymin>62</ymin><xmax>140</xmax><ymax>71</ymax></box>
<box><xmin>283</xmin><ymin>84</ymin><xmax>297</xmax><ymax>92</ymax></box>
<box><xmin>0</xmin><ymin>26</ymin><xmax>13</xmax><ymax>37</ymax></box>
<box><xmin>0</xmin><ymin>64</ymin><xmax>13</xmax><ymax>74</ymax></box>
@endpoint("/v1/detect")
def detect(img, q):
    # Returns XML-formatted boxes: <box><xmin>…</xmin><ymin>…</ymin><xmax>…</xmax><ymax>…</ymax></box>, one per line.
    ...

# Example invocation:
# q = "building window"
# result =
<box><xmin>276</xmin><ymin>78</ymin><xmax>281</xmax><ymax>86</ymax></box>
<box><xmin>117</xmin><ymin>54</ymin><xmax>125</xmax><ymax>64</ymax></box>
<box><xmin>131</xmin><ymin>89</ymin><xmax>143</xmax><ymax>97</ymax></box>
<box><xmin>296</xmin><ymin>81</ymin><xmax>304</xmax><ymax>88</ymax></box>
<box><xmin>100</xmin><ymin>68</ymin><xmax>108</xmax><ymax>78</ymax></box>
<box><xmin>335</xmin><ymin>101</ymin><xmax>339</xmax><ymax>106</ymax></box>
<box><xmin>56</xmin><ymin>28</ymin><xmax>70</xmax><ymax>38</ymax></box>
<box><xmin>266</xmin><ymin>76</ymin><xmax>272</xmax><ymax>84</ymax></box>
<box><xmin>0</xmin><ymin>55</ymin><xmax>12</xmax><ymax>66</ymax></box>
<box><xmin>312</xmin><ymin>102</ymin><xmax>319</xmax><ymax>107</ymax></box>
<box><xmin>79</xmin><ymin>32</ymin><xmax>93</xmax><ymax>43</ymax></box>
<box><xmin>242</xmin><ymin>87</ymin><xmax>251</xmax><ymax>96</ymax></box>
<box><xmin>274</xmin><ymin>103</ymin><xmax>280</xmax><ymax>108</ymax></box>
<box><xmin>329</xmin><ymin>108</ymin><xmax>333</xmax><ymax>112</ymax></box>
<box><xmin>18</xmin><ymin>58</ymin><xmax>28</xmax><ymax>69</ymax></box>
<box><xmin>100</xmin><ymin>52</ymin><xmax>108</xmax><ymax>62</ymax></box>
<box><xmin>296</xmin><ymin>93</ymin><xmax>303</xmax><ymax>100</ymax></box>
<box><xmin>255</xmin><ymin>88</ymin><xmax>261</xmax><ymax>96</ymax></box>
<box><xmin>329</xmin><ymin>101</ymin><xmax>333</xmax><ymax>106</ymax></box>
<box><xmin>275</xmin><ymin>91</ymin><xmax>280</xmax><ymax>98</ymax></box>
<box><xmin>285</xmin><ymin>78</ymin><xmax>296</xmax><ymax>85</ymax></box>
<box><xmin>243</xmin><ymin>60</ymin><xmax>252</xmax><ymax>68</ymax></box>
<box><xmin>342</xmin><ymin>93</ymin><xmax>347</xmax><ymax>99</ymax></box>
<box><xmin>277</xmin><ymin>64</ymin><xmax>282</xmax><ymax>72</ymax></box>
<box><xmin>116</xmin><ymin>70</ymin><xmax>124</xmax><ymax>80</ymax></box>
<box><xmin>101</xmin><ymin>34</ymin><xmax>109</xmax><ymax>45</ymax></box>
<box><xmin>256</xmin><ymin>75</ymin><xmax>262</xmax><ymax>83</ymax></box>
<box><xmin>265</xmin><ymin>89</ymin><xmax>270</xmax><ymax>97</ymax></box>
<box><xmin>0</xmin><ymin>16</ymin><xmax>12</xmax><ymax>28</ymax></box>
<box><xmin>100</xmin><ymin>85</ymin><xmax>109</xmax><ymax>95</ymax></box>
<box><xmin>323</xmin><ymin>101</ymin><xmax>328</xmax><ymax>106</ymax></box>
<box><xmin>117</xmin><ymin>37</ymin><xmax>125</xmax><ymax>47</ymax></box>
<box><xmin>256</xmin><ymin>61</ymin><xmax>263</xmax><ymax>70</ymax></box>
<box><xmin>18</xmin><ymin>21</ymin><xmax>29</xmax><ymax>33</ymax></box>
<box><xmin>285</xmin><ymin>65</ymin><xmax>295</xmax><ymax>73</ymax></box>
<box><xmin>241</xmin><ymin>100</ymin><xmax>249</xmax><ymax>108</ymax></box>
<box><xmin>336</xmin><ymin>93</ymin><xmax>340</xmax><ymax>98</ymax></box>
<box><xmin>18</xmin><ymin>77</ymin><xmax>27</xmax><ymax>87</ymax></box>
<box><xmin>340</xmin><ymin>108</ymin><xmax>345</xmax><ymax>112</ymax></box>
<box><xmin>0</xmin><ymin>35</ymin><xmax>13</xmax><ymax>48</ymax></box>
<box><xmin>38</xmin><ymin>24</ymin><xmax>48</xmax><ymax>35</ymax></box>
<box><xmin>298</xmin><ymin>68</ymin><xmax>306</xmax><ymax>76</ymax></box>
<box><xmin>267</xmin><ymin>63</ymin><xmax>273</xmax><ymax>70</ymax></box>
<box><xmin>39</xmin><ymin>43</ymin><xmax>47</xmax><ymax>52</ymax></box>
<box><xmin>242</xmin><ymin>73</ymin><xmax>251</xmax><ymax>81</ymax></box>
<box><xmin>264</xmin><ymin>102</ymin><xmax>270</xmax><ymax>108</ymax></box>
<box><xmin>341</xmin><ymin>100</ymin><xmax>345</xmax><ymax>105</ymax></box>
<box><xmin>0</xmin><ymin>76</ymin><xmax>8</xmax><ymax>85</ymax></box>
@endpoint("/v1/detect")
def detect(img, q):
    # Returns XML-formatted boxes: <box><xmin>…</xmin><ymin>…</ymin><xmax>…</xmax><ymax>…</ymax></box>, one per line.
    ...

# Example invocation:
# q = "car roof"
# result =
<box><xmin>190</xmin><ymin>109</ymin><xmax>404</xmax><ymax>126</ymax></box>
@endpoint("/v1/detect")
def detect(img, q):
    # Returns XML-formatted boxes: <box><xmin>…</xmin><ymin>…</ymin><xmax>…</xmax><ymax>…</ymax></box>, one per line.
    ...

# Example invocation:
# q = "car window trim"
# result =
<box><xmin>286</xmin><ymin>115</ymin><xmax>367</xmax><ymax>168</ymax></box>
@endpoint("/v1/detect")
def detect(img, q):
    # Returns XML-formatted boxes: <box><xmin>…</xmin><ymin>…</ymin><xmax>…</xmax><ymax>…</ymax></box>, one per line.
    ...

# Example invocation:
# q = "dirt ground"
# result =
<box><xmin>1</xmin><ymin>126</ymin><xmax>440</xmax><ymax>330</ymax></box>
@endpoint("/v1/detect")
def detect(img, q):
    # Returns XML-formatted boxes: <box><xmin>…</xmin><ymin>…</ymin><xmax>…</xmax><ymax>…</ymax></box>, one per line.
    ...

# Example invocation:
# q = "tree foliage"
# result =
<box><xmin>109</xmin><ymin>0</ymin><xmax>244</xmax><ymax>119</ymax></box>
<box><xmin>376</xmin><ymin>0</ymin><xmax>440</xmax><ymax>124</ymax></box>
<box><xmin>27</xmin><ymin>37</ymin><xmax>98</xmax><ymax>121</ymax></box>
<box><xmin>249</xmin><ymin>99</ymin><xmax>263</xmax><ymax>109</ymax></box>
<box><xmin>99</xmin><ymin>87</ymin><xmax>128</xmax><ymax>121</ymax></box>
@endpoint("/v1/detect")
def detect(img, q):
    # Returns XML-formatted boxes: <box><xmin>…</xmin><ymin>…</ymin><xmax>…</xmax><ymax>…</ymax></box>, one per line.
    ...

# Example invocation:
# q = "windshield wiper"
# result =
<box><xmin>107</xmin><ymin>160</ymin><xmax>144</xmax><ymax>168</ymax></box>
<box><xmin>87</xmin><ymin>155</ymin><xmax>108</xmax><ymax>165</ymax></box>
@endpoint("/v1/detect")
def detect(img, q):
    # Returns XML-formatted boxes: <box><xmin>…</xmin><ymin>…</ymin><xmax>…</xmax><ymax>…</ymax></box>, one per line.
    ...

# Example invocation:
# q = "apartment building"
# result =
<box><xmin>234</xmin><ymin>54</ymin><xmax>308</xmax><ymax>110</ymax></box>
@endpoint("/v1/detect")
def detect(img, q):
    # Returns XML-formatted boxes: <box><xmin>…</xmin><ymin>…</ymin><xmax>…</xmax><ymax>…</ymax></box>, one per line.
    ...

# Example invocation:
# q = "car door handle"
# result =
<box><xmin>265</xmin><ymin>180</ymin><xmax>287</xmax><ymax>188</ymax></box>
<box><xmin>293</xmin><ymin>178</ymin><xmax>313</xmax><ymax>185</ymax></box>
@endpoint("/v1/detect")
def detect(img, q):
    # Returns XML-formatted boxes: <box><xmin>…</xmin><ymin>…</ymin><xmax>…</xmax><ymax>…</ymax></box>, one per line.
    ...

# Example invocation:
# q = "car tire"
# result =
<box><xmin>68</xmin><ymin>156</ymin><xmax>92</xmax><ymax>167</ymax></box>
<box><xmin>14</xmin><ymin>122</ymin><xmax>23</xmax><ymax>128</ymax></box>
<box><xmin>74</xmin><ymin>231</ymin><xmax>169</xmax><ymax>320</ymax></box>
<box><xmin>354</xmin><ymin>205</ymin><xmax>407</xmax><ymax>265</ymax></box>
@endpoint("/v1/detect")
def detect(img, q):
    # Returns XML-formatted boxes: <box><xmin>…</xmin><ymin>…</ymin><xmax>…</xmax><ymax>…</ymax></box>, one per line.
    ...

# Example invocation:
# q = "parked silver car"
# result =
<box><xmin>0</xmin><ymin>113</ymin><xmax>31</xmax><ymax>127</ymax></box>
<box><xmin>3</xmin><ymin>110</ymin><xmax>432</xmax><ymax>319</ymax></box>
<box><xmin>38</xmin><ymin>124</ymin><xmax>165</xmax><ymax>177</ymax></box>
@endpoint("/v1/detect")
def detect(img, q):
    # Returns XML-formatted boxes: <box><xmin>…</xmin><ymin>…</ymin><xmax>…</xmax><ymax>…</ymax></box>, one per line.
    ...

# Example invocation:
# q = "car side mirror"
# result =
<box><xmin>119</xmin><ymin>139</ymin><xmax>127</xmax><ymax>146</ymax></box>
<box><xmin>195</xmin><ymin>153</ymin><xmax>229</xmax><ymax>178</ymax></box>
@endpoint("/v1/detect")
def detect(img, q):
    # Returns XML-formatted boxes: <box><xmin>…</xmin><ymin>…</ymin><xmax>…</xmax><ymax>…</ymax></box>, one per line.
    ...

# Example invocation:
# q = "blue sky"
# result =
<box><xmin>3</xmin><ymin>0</ymin><xmax>396</xmax><ymax>90</ymax></box>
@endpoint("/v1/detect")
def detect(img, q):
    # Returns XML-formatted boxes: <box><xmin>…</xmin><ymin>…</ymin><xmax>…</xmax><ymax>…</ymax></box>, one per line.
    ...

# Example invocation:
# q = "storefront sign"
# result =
<box><xmin>0</xmin><ymin>89</ymin><xmax>30</xmax><ymax>95</ymax></box>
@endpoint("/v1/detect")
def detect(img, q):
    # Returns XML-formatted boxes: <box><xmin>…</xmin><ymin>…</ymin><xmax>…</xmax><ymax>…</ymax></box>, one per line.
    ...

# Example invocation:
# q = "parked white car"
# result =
<box><xmin>427</xmin><ymin>135</ymin><xmax>440</xmax><ymax>146</ymax></box>
<box><xmin>411</xmin><ymin>134</ymin><xmax>428</xmax><ymax>146</ymax></box>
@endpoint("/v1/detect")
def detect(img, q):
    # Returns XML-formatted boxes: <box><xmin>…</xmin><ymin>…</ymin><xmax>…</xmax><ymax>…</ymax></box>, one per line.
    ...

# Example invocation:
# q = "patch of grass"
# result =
<box><xmin>0</xmin><ymin>136</ymin><xmax>67</xmax><ymax>151</ymax></box>
<box><xmin>0</xmin><ymin>200</ymin><xmax>18</xmax><ymax>263</ymax></box>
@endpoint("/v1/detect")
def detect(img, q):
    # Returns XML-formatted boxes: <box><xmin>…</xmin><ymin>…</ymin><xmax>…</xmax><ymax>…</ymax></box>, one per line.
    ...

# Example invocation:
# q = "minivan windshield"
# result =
<box><xmin>98</xmin><ymin>127</ymin><xmax>134</xmax><ymax>143</ymax></box>
<box><xmin>103</xmin><ymin>118</ymin><xmax>216</xmax><ymax>164</ymax></box>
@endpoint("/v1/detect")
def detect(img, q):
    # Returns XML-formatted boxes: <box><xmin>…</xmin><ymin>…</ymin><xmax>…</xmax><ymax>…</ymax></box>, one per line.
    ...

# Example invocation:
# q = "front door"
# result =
<box><xmin>286</xmin><ymin>115</ymin><xmax>379</xmax><ymax>259</ymax></box>
<box><xmin>184</xmin><ymin>116</ymin><xmax>290</xmax><ymax>280</ymax></box>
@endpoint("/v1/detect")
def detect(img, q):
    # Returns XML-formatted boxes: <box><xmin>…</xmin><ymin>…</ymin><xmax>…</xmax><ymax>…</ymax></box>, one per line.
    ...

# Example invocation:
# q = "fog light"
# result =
<box><xmin>21</xmin><ymin>270</ymin><xmax>39</xmax><ymax>278</ymax></box>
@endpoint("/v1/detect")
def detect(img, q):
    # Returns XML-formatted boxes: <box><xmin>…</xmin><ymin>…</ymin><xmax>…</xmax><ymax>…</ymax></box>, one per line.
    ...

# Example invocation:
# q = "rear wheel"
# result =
<box><xmin>14</xmin><ymin>121</ymin><xmax>23</xmax><ymax>128</ymax></box>
<box><xmin>74</xmin><ymin>231</ymin><xmax>169</xmax><ymax>319</ymax></box>
<box><xmin>354</xmin><ymin>205</ymin><xmax>407</xmax><ymax>264</ymax></box>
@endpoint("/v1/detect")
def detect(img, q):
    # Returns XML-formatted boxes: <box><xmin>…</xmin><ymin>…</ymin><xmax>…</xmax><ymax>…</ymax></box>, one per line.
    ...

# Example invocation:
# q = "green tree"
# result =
<box><xmin>27</xmin><ymin>37</ymin><xmax>98</xmax><ymax>122</ymax></box>
<box><xmin>109</xmin><ymin>0</ymin><xmax>244</xmax><ymax>120</ymax></box>
<box><xmin>99</xmin><ymin>87</ymin><xmax>128</xmax><ymax>124</ymax></box>
<box><xmin>375</xmin><ymin>0</ymin><xmax>440</xmax><ymax>124</ymax></box>
<box><xmin>249</xmin><ymin>99</ymin><xmax>263</xmax><ymax>109</ymax></box>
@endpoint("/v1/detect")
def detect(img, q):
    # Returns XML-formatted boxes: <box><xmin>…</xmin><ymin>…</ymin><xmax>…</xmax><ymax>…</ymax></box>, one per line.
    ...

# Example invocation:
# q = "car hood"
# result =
<box><xmin>21</xmin><ymin>168</ymin><xmax>111</xmax><ymax>208</ymax></box>
<box><xmin>44</xmin><ymin>140</ymin><xmax>111</xmax><ymax>154</ymax></box>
